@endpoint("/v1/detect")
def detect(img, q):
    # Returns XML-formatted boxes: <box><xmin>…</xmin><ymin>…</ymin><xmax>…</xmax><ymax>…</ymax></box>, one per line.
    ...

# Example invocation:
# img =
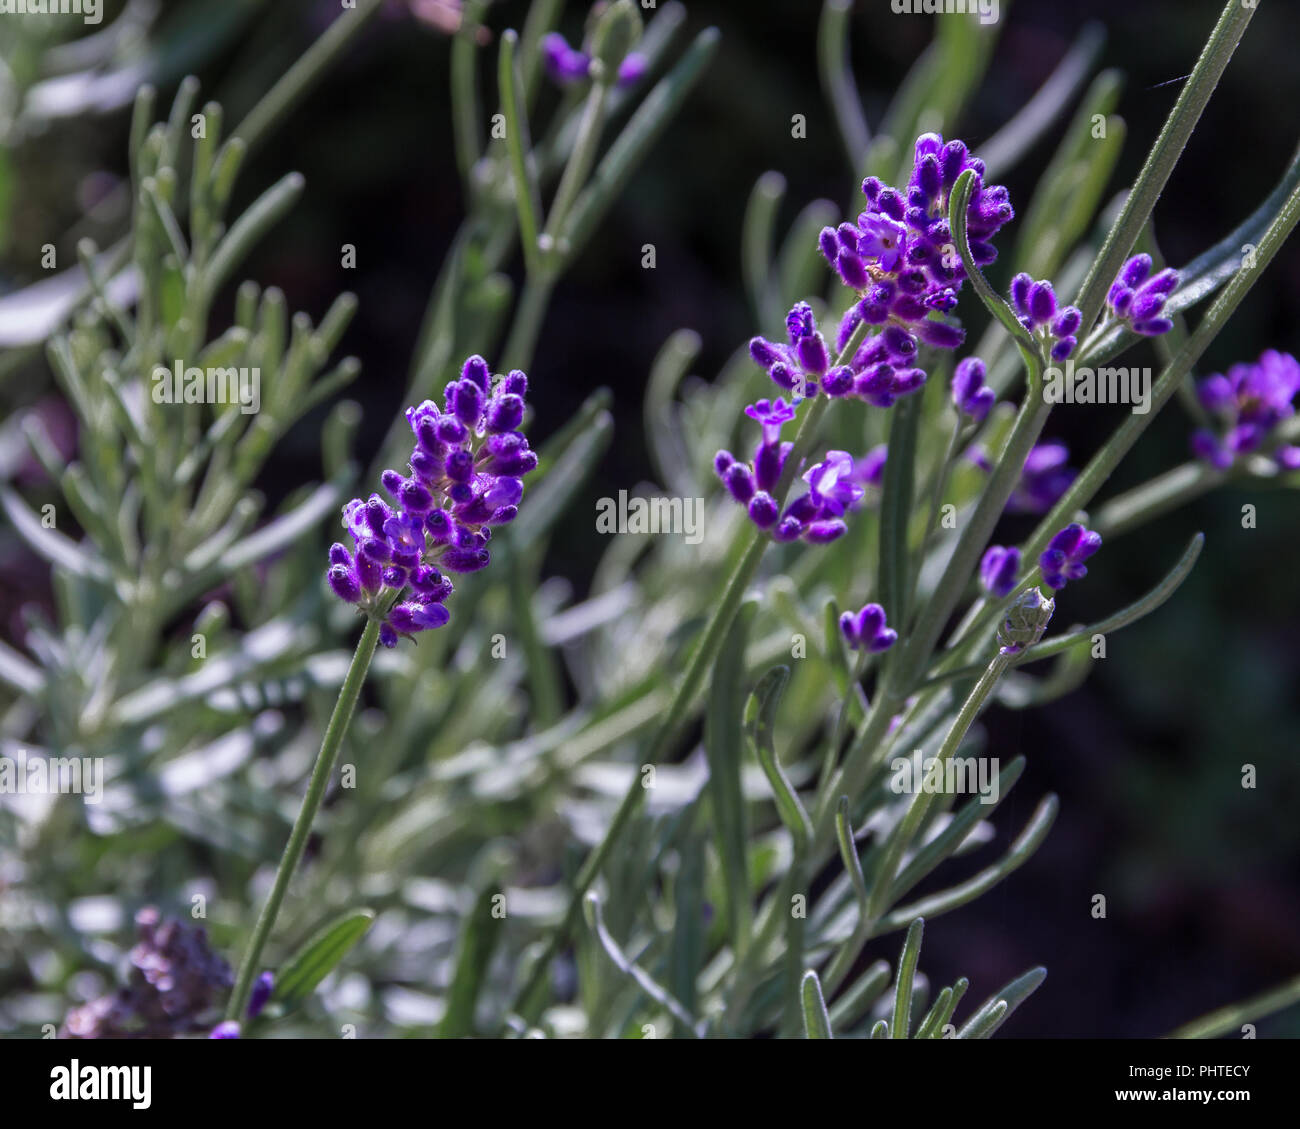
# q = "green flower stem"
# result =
<box><xmin>1092</xmin><ymin>460</ymin><xmax>1220</xmax><ymax>538</ymax></box>
<box><xmin>510</xmin><ymin>324</ymin><xmax>868</xmax><ymax>1026</ymax></box>
<box><xmin>1167</xmin><ymin>972</ymin><xmax>1300</xmax><ymax>1039</ymax></box>
<box><xmin>890</xmin><ymin>169</ymin><xmax>1050</xmax><ymax>699</ymax></box>
<box><xmin>865</xmin><ymin>652</ymin><xmax>1012</xmax><ymax>924</ymax></box>
<box><xmin>232</xmin><ymin>0</ymin><xmax>386</xmax><ymax>160</ymax></box>
<box><xmin>1071</xmin><ymin>0</ymin><xmax>1255</xmax><ymax>333</ymax></box>
<box><xmin>225</xmin><ymin>616</ymin><xmax>381</xmax><ymax>1022</ymax></box>
<box><xmin>543</xmin><ymin>76</ymin><xmax>612</xmax><ymax>252</ymax></box>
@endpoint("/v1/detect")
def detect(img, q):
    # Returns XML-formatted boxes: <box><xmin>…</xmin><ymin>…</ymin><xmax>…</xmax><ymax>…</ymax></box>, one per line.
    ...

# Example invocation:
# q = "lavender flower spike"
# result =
<box><xmin>840</xmin><ymin>603</ymin><xmax>898</xmax><ymax>653</ymax></box>
<box><xmin>1039</xmin><ymin>523</ymin><xmax>1102</xmax><ymax>590</ymax></box>
<box><xmin>327</xmin><ymin>355</ymin><xmax>537</xmax><ymax>647</ymax></box>
<box><xmin>979</xmin><ymin>545</ymin><xmax>1021</xmax><ymax>598</ymax></box>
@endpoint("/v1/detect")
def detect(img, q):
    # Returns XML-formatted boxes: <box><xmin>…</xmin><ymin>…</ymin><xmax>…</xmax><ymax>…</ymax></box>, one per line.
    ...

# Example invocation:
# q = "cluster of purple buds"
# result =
<box><xmin>542</xmin><ymin>32</ymin><xmax>647</xmax><ymax>86</ymax></box>
<box><xmin>1006</xmin><ymin>441</ymin><xmax>1077</xmax><ymax>515</ymax></box>
<box><xmin>749</xmin><ymin>302</ymin><xmax>928</xmax><ymax>408</ymax></box>
<box><xmin>1039</xmin><ymin>523</ymin><xmax>1101</xmax><ymax>591</ymax></box>
<box><xmin>839</xmin><ymin>602</ymin><xmax>898</xmax><ymax>653</ymax></box>
<box><xmin>1010</xmin><ymin>274</ymin><xmax>1082</xmax><ymax>361</ymax></box>
<box><xmin>1106</xmin><ymin>254</ymin><xmax>1178</xmax><ymax>337</ymax></box>
<box><xmin>327</xmin><ymin>355</ymin><xmax>536</xmax><ymax>648</ymax></box>
<box><xmin>62</xmin><ymin>908</ymin><xmax>233</xmax><ymax>1039</ymax></box>
<box><xmin>822</xmin><ymin>133</ymin><xmax>1013</xmax><ymax>312</ymax></box>
<box><xmin>714</xmin><ymin>398</ymin><xmax>879</xmax><ymax>544</ymax></box>
<box><xmin>1190</xmin><ymin>349</ymin><xmax>1300</xmax><ymax>471</ymax></box>
<box><xmin>979</xmin><ymin>545</ymin><xmax>1022</xmax><ymax>598</ymax></box>
<box><xmin>952</xmin><ymin>355</ymin><xmax>995</xmax><ymax>422</ymax></box>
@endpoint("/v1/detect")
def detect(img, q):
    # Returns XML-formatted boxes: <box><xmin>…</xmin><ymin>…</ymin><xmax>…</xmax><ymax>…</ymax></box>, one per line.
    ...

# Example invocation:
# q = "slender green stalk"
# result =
<box><xmin>1167</xmin><ymin>973</ymin><xmax>1300</xmax><ymax>1039</ymax></box>
<box><xmin>1071</xmin><ymin>0</ymin><xmax>1255</xmax><ymax>333</ymax></box>
<box><xmin>865</xmin><ymin>652</ymin><xmax>1012</xmax><ymax>925</ymax></box>
<box><xmin>225</xmin><ymin>617</ymin><xmax>381</xmax><ymax>1022</ymax></box>
<box><xmin>510</xmin><ymin>322</ymin><xmax>868</xmax><ymax>1026</ymax></box>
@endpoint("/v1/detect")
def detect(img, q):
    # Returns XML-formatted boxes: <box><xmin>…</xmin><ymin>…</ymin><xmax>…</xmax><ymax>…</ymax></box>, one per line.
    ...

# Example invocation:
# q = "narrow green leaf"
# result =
<box><xmin>800</xmin><ymin>970</ymin><xmax>833</xmax><ymax>1039</ymax></box>
<box><xmin>958</xmin><ymin>966</ymin><xmax>1047</xmax><ymax>1038</ymax></box>
<box><xmin>744</xmin><ymin>666</ymin><xmax>811</xmax><ymax>855</ymax></box>
<box><xmin>706</xmin><ymin>599</ymin><xmax>757</xmax><ymax>956</ymax></box>
<box><xmin>272</xmin><ymin>909</ymin><xmax>375</xmax><ymax>1011</ymax></box>
<box><xmin>439</xmin><ymin>850</ymin><xmax>510</xmax><ymax>1038</ymax></box>
<box><xmin>890</xmin><ymin>917</ymin><xmax>925</xmax><ymax>1039</ymax></box>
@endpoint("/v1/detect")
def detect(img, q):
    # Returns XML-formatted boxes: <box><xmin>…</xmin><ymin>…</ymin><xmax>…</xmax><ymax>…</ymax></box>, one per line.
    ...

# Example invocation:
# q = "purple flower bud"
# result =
<box><xmin>462</xmin><ymin>354</ymin><xmax>491</xmax><ymax>391</ymax></box>
<box><xmin>487</xmin><ymin>393</ymin><xmax>525</xmax><ymax>433</ymax></box>
<box><xmin>840</xmin><ymin>602</ymin><xmax>898</xmax><ymax>652</ymax></box>
<box><xmin>442</xmin><ymin>547</ymin><xmax>491</xmax><ymax>573</ymax></box>
<box><xmin>328</xmin><ymin>543</ymin><xmax>352</xmax><ymax>568</ymax></box>
<box><xmin>723</xmin><ymin>462</ymin><xmax>756</xmax><ymax>503</ymax></box>
<box><xmin>210</xmin><ymin>1021</ymin><xmax>241</xmax><ymax>1039</ymax></box>
<box><xmin>751</xmin><ymin>337</ymin><xmax>781</xmax><ymax>368</ymax></box>
<box><xmin>436</xmin><ymin>416</ymin><xmax>469</xmax><ymax>445</ymax></box>
<box><xmin>248</xmin><ymin>972</ymin><xmax>273</xmax><ymax>1019</ymax></box>
<box><xmin>1119</xmin><ymin>254</ymin><xmax>1152</xmax><ymax>288</ymax></box>
<box><xmin>1027</xmin><ymin>280</ymin><xmax>1057</xmax><ymax>325</ymax></box>
<box><xmin>1052</xmin><ymin>308</ymin><xmax>1082</xmax><ymax>338</ymax></box>
<box><xmin>399</xmin><ymin>479</ymin><xmax>434</xmax><ymax>514</ymax></box>
<box><xmin>617</xmin><ymin>52</ymin><xmax>648</xmax><ymax>86</ymax></box>
<box><xmin>379</xmin><ymin>622</ymin><xmax>398</xmax><ymax>648</ymax></box>
<box><xmin>748</xmin><ymin>492</ymin><xmax>779</xmax><ymax>528</ymax></box>
<box><xmin>445</xmin><ymin>449</ymin><xmax>474</xmax><ymax>483</ymax></box>
<box><xmin>356</xmin><ymin>553</ymin><xmax>382</xmax><ymax>593</ymax></box>
<box><xmin>503</xmin><ymin>370</ymin><xmax>528</xmax><ymax>397</ymax></box>
<box><xmin>1010</xmin><ymin>273</ymin><xmax>1032</xmax><ymax>318</ymax></box>
<box><xmin>979</xmin><ymin>545</ymin><xmax>1021</xmax><ymax>598</ymax></box>
<box><xmin>804</xmin><ymin>519</ymin><xmax>847</xmax><ymax>544</ymax></box>
<box><xmin>327</xmin><ymin>564</ymin><xmax>360</xmax><ymax>603</ymax></box>
<box><xmin>1039</xmin><ymin>522</ymin><xmax>1101</xmax><ymax>590</ymax></box>
<box><xmin>381</xmin><ymin>468</ymin><xmax>404</xmax><ymax>497</ymax></box>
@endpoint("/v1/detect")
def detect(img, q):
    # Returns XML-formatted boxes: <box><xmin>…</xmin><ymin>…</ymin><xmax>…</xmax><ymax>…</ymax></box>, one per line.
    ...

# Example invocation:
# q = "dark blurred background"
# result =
<box><xmin>2</xmin><ymin>0</ymin><xmax>1298</xmax><ymax>1036</ymax></box>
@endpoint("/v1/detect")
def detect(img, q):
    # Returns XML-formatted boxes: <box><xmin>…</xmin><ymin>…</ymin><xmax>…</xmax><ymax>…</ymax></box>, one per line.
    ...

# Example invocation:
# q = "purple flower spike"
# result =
<box><xmin>980</xmin><ymin>545</ymin><xmax>1021</xmax><ymax>598</ymax></box>
<box><xmin>839</xmin><ymin>602</ymin><xmax>898</xmax><ymax>653</ymax></box>
<box><xmin>952</xmin><ymin>356</ymin><xmax>994</xmax><ymax>422</ymax></box>
<box><xmin>1039</xmin><ymin>523</ymin><xmax>1102</xmax><ymax>590</ymax></box>
<box><xmin>328</xmin><ymin>357</ymin><xmax>536</xmax><ymax>645</ymax></box>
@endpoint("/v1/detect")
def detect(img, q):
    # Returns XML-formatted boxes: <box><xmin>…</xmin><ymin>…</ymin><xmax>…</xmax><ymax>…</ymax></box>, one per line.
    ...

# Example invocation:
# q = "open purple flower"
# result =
<box><xmin>1039</xmin><ymin>523</ymin><xmax>1101</xmax><ymax>590</ymax></box>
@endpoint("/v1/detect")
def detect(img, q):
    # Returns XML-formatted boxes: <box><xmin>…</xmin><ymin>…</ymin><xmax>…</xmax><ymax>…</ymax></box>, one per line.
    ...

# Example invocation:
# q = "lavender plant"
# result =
<box><xmin>3</xmin><ymin>0</ymin><xmax>1300</xmax><ymax>1043</ymax></box>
